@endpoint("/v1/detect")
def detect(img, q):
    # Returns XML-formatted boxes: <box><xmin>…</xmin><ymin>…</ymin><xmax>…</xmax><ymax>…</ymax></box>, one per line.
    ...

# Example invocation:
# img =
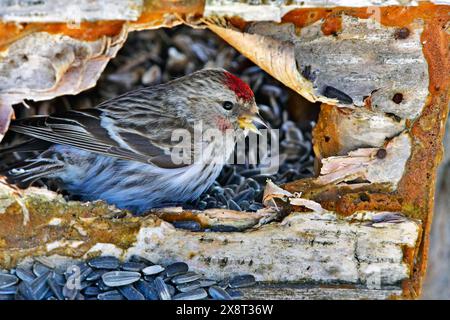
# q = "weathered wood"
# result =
<box><xmin>204</xmin><ymin>0</ymin><xmax>447</xmax><ymax>22</ymax></box>
<box><xmin>422</xmin><ymin>116</ymin><xmax>450</xmax><ymax>299</ymax></box>
<box><xmin>0</xmin><ymin>180</ymin><xmax>420</xmax><ymax>295</ymax></box>
<box><xmin>0</xmin><ymin>0</ymin><xmax>143</xmax><ymax>22</ymax></box>
<box><xmin>0</xmin><ymin>30</ymin><xmax>127</xmax><ymax>104</ymax></box>
<box><xmin>240</xmin><ymin>283</ymin><xmax>403</xmax><ymax>300</ymax></box>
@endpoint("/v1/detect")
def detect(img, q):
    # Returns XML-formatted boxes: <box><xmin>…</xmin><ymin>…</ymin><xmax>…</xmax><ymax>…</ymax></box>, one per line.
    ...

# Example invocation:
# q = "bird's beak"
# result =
<box><xmin>238</xmin><ymin>113</ymin><xmax>269</xmax><ymax>135</ymax></box>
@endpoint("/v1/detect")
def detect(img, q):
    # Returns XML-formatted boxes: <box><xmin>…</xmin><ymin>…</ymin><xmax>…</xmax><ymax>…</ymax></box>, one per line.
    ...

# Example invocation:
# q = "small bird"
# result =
<box><xmin>1</xmin><ymin>69</ymin><xmax>262</xmax><ymax>214</ymax></box>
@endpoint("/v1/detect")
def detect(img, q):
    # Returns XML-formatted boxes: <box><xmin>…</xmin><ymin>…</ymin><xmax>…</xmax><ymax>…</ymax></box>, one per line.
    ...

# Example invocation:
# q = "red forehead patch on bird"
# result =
<box><xmin>224</xmin><ymin>72</ymin><xmax>254</xmax><ymax>102</ymax></box>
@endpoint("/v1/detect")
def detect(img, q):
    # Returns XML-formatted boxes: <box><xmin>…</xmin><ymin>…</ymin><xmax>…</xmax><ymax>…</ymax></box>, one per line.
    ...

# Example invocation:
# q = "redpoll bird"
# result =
<box><xmin>1</xmin><ymin>69</ymin><xmax>262</xmax><ymax>214</ymax></box>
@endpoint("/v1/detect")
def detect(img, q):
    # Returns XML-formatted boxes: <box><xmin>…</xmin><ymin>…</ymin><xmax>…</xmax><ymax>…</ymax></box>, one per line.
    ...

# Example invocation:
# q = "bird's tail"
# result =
<box><xmin>0</xmin><ymin>139</ymin><xmax>50</xmax><ymax>157</ymax></box>
<box><xmin>2</xmin><ymin>158</ymin><xmax>64</xmax><ymax>188</ymax></box>
<box><xmin>0</xmin><ymin>139</ymin><xmax>60</xmax><ymax>188</ymax></box>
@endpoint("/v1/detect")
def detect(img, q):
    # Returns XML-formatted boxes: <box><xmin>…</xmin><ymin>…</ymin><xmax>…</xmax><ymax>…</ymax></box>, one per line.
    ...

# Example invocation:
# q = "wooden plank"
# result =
<box><xmin>204</xmin><ymin>0</ymin><xmax>448</xmax><ymax>22</ymax></box>
<box><xmin>0</xmin><ymin>180</ymin><xmax>421</xmax><ymax>297</ymax></box>
<box><xmin>0</xmin><ymin>0</ymin><xmax>143</xmax><ymax>22</ymax></box>
<box><xmin>240</xmin><ymin>283</ymin><xmax>402</xmax><ymax>300</ymax></box>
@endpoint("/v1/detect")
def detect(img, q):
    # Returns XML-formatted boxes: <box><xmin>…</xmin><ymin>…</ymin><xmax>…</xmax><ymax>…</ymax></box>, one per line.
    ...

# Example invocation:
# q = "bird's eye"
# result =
<box><xmin>222</xmin><ymin>101</ymin><xmax>234</xmax><ymax>111</ymax></box>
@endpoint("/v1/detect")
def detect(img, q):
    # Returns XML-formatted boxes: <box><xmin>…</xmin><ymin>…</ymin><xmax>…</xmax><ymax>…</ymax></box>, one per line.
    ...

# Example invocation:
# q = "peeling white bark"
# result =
<box><xmin>204</xmin><ymin>0</ymin><xmax>428</xmax><ymax>22</ymax></box>
<box><xmin>245</xmin><ymin>16</ymin><xmax>429</xmax><ymax>119</ymax></box>
<box><xmin>0</xmin><ymin>180</ymin><xmax>420</xmax><ymax>292</ymax></box>
<box><xmin>98</xmin><ymin>211</ymin><xmax>419</xmax><ymax>286</ymax></box>
<box><xmin>325</xmin><ymin>108</ymin><xmax>406</xmax><ymax>155</ymax></box>
<box><xmin>317</xmin><ymin>132</ymin><xmax>411</xmax><ymax>188</ymax></box>
<box><xmin>0</xmin><ymin>29</ymin><xmax>128</xmax><ymax>106</ymax></box>
<box><xmin>0</xmin><ymin>0</ymin><xmax>143</xmax><ymax>22</ymax></box>
<box><xmin>205</xmin><ymin>0</ymin><xmax>444</xmax><ymax>23</ymax></box>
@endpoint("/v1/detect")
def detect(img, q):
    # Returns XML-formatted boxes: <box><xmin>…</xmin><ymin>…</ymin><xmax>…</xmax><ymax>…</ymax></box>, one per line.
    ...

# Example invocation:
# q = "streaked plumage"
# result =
<box><xmin>1</xmin><ymin>69</ymin><xmax>259</xmax><ymax>214</ymax></box>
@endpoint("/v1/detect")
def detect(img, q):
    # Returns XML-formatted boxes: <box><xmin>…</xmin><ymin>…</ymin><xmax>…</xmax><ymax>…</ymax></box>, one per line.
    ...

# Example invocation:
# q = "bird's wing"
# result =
<box><xmin>9</xmin><ymin>105</ymin><xmax>191</xmax><ymax>169</ymax></box>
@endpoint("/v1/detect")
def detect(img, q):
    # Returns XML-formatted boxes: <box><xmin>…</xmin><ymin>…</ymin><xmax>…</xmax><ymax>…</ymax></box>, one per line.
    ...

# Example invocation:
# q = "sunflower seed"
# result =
<box><xmin>97</xmin><ymin>279</ymin><xmax>111</xmax><ymax>292</ymax></box>
<box><xmin>47</xmin><ymin>277</ymin><xmax>64</xmax><ymax>300</ymax></box>
<box><xmin>165</xmin><ymin>262</ymin><xmax>188</xmax><ymax>277</ymax></box>
<box><xmin>249</xmin><ymin>203</ymin><xmax>264</xmax><ymax>211</ymax></box>
<box><xmin>223</xmin><ymin>188</ymin><xmax>235</xmax><ymax>199</ymax></box>
<box><xmin>97</xmin><ymin>290</ymin><xmax>124</xmax><ymax>300</ymax></box>
<box><xmin>238</xmin><ymin>200</ymin><xmax>250</xmax><ymax>211</ymax></box>
<box><xmin>34</xmin><ymin>256</ymin><xmax>55</xmax><ymax>269</ymax></box>
<box><xmin>0</xmin><ymin>285</ymin><xmax>17</xmax><ymax>295</ymax></box>
<box><xmin>121</xmin><ymin>262</ymin><xmax>146</xmax><ymax>272</ymax></box>
<box><xmin>218</xmin><ymin>278</ymin><xmax>230</xmax><ymax>289</ymax></box>
<box><xmin>208</xmin><ymin>286</ymin><xmax>232</xmax><ymax>300</ymax></box>
<box><xmin>39</xmin><ymin>286</ymin><xmax>54</xmax><ymax>300</ymax></box>
<box><xmin>80</xmin><ymin>267</ymin><xmax>94</xmax><ymax>281</ymax></box>
<box><xmin>322</xmin><ymin>85</ymin><xmax>353</xmax><ymax>104</ymax></box>
<box><xmin>246</xmin><ymin>178</ymin><xmax>261</xmax><ymax>191</ymax></box>
<box><xmin>85</xmin><ymin>269</ymin><xmax>106</xmax><ymax>282</ymax></box>
<box><xmin>83</xmin><ymin>286</ymin><xmax>101</xmax><ymax>296</ymax></box>
<box><xmin>18</xmin><ymin>281</ymin><xmax>36</xmax><ymax>300</ymax></box>
<box><xmin>227</xmin><ymin>289</ymin><xmax>244</xmax><ymax>300</ymax></box>
<box><xmin>173</xmin><ymin>288</ymin><xmax>208</xmax><ymax>300</ymax></box>
<box><xmin>144</xmin><ymin>275</ymin><xmax>156</xmax><ymax>282</ymax></box>
<box><xmin>171</xmin><ymin>272</ymin><xmax>202</xmax><ymax>285</ymax></box>
<box><xmin>102</xmin><ymin>271</ymin><xmax>141</xmax><ymax>287</ymax></box>
<box><xmin>154</xmin><ymin>276</ymin><xmax>171</xmax><ymax>300</ymax></box>
<box><xmin>52</xmin><ymin>272</ymin><xmax>66</xmax><ymax>286</ymax></box>
<box><xmin>172</xmin><ymin>221</ymin><xmax>202</xmax><ymax>231</ymax></box>
<box><xmin>176</xmin><ymin>280</ymin><xmax>201</xmax><ymax>293</ymax></box>
<box><xmin>129</xmin><ymin>255</ymin><xmax>154</xmax><ymax>265</ymax></box>
<box><xmin>197</xmin><ymin>201</ymin><xmax>207</xmax><ymax>210</ymax></box>
<box><xmin>216</xmin><ymin>193</ymin><xmax>228</xmax><ymax>205</ymax></box>
<box><xmin>229</xmin><ymin>274</ymin><xmax>256</xmax><ymax>288</ymax></box>
<box><xmin>0</xmin><ymin>273</ymin><xmax>18</xmax><ymax>289</ymax></box>
<box><xmin>76</xmin><ymin>292</ymin><xmax>85</xmax><ymax>300</ymax></box>
<box><xmin>206</xmin><ymin>198</ymin><xmax>218</xmax><ymax>209</ymax></box>
<box><xmin>261</xmin><ymin>84</ymin><xmax>282</xmax><ymax>97</ymax></box>
<box><xmin>227</xmin><ymin>199</ymin><xmax>241</xmax><ymax>211</ymax></box>
<box><xmin>88</xmin><ymin>256</ymin><xmax>120</xmax><ymax>270</ymax></box>
<box><xmin>118</xmin><ymin>285</ymin><xmax>145</xmax><ymax>300</ymax></box>
<box><xmin>14</xmin><ymin>293</ymin><xmax>25</xmax><ymax>300</ymax></box>
<box><xmin>135</xmin><ymin>280</ymin><xmax>158</xmax><ymax>300</ymax></box>
<box><xmin>226</xmin><ymin>174</ymin><xmax>244</xmax><ymax>186</ymax></box>
<box><xmin>209</xmin><ymin>225</ymin><xmax>239</xmax><ymax>232</ymax></box>
<box><xmin>15</xmin><ymin>268</ymin><xmax>36</xmax><ymax>283</ymax></box>
<box><xmin>0</xmin><ymin>294</ymin><xmax>14</xmax><ymax>300</ymax></box>
<box><xmin>198</xmin><ymin>279</ymin><xmax>217</xmax><ymax>287</ymax></box>
<box><xmin>167</xmin><ymin>284</ymin><xmax>176</xmax><ymax>296</ymax></box>
<box><xmin>142</xmin><ymin>265</ymin><xmax>164</xmax><ymax>276</ymax></box>
<box><xmin>233</xmin><ymin>189</ymin><xmax>255</xmax><ymax>203</ymax></box>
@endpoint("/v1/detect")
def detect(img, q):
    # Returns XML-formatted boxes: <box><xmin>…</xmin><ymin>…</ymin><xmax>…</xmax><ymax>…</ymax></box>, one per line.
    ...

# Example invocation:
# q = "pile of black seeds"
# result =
<box><xmin>1</xmin><ymin>26</ymin><xmax>316</xmax><ymax>212</ymax></box>
<box><xmin>0</xmin><ymin>256</ymin><xmax>255</xmax><ymax>300</ymax></box>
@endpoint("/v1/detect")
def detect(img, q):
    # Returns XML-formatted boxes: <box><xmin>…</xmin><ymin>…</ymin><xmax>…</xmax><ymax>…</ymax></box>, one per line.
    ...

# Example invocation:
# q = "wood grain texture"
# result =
<box><xmin>0</xmin><ymin>180</ymin><xmax>421</xmax><ymax>298</ymax></box>
<box><xmin>240</xmin><ymin>283</ymin><xmax>402</xmax><ymax>300</ymax></box>
<box><xmin>0</xmin><ymin>0</ymin><xmax>143</xmax><ymax>22</ymax></box>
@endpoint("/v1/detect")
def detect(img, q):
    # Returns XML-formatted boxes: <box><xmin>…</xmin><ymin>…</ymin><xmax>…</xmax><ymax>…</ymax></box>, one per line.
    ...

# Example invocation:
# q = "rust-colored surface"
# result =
<box><xmin>320</xmin><ymin>15</ymin><xmax>343</xmax><ymax>36</ymax></box>
<box><xmin>0</xmin><ymin>196</ymin><xmax>152</xmax><ymax>268</ymax></box>
<box><xmin>0</xmin><ymin>21</ymin><xmax>126</xmax><ymax>50</ymax></box>
<box><xmin>283</xmin><ymin>3</ymin><xmax>450</xmax><ymax>298</ymax></box>
<box><xmin>312</xmin><ymin>104</ymin><xmax>343</xmax><ymax>160</ymax></box>
<box><xmin>282</xmin><ymin>2</ymin><xmax>448</xmax><ymax>29</ymax></box>
<box><xmin>0</xmin><ymin>0</ymin><xmax>205</xmax><ymax>50</ymax></box>
<box><xmin>398</xmin><ymin>11</ymin><xmax>450</xmax><ymax>298</ymax></box>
